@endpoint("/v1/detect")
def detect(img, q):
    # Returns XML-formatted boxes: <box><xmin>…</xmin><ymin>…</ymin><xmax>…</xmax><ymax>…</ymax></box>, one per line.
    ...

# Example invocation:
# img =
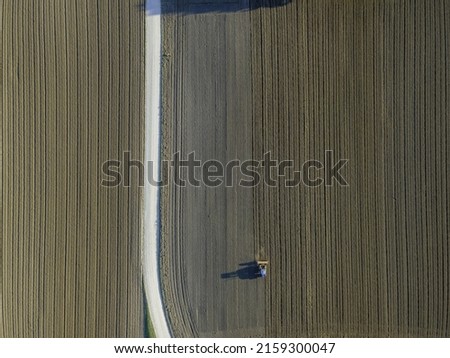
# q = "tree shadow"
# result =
<box><xmin>221</xmin><ymin>261</ymin><xmax>262</xmax><ymax>280</ymax></box>
<box><xmin>141</xmin><ymin>0</ymin><xmax>292</xmax><ymax>16</ymax></box>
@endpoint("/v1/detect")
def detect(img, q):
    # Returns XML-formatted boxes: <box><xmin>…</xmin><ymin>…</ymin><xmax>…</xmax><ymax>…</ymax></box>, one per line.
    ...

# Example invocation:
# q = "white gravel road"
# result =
<box><xmin>142</xmin><ymin>0</ymin><xmax>171</xmax><ymax>338</ymax></box>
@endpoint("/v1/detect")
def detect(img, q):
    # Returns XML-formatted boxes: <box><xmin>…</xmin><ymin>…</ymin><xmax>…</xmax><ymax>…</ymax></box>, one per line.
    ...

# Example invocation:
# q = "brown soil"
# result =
<box><xmin>1</xmin><ymin>0</ymin><xmax>145</xmax><ymax>337</ymax></box>
<box><xmin>161</xmin><ymin>0</ymin><xmax>450</xmax><ymax>337</ymax></box>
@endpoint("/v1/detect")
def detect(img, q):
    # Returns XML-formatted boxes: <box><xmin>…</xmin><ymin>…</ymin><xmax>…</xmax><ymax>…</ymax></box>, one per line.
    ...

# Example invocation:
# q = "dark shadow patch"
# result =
<box><xmin>139</xmin><ymin>0</ymin><xmax>291</xmax><ymax>16</ymax></box>
<box><xmin>221</xmin><ymin>261</ymin><xmax>263</xmax><ymax>280</ymax></box>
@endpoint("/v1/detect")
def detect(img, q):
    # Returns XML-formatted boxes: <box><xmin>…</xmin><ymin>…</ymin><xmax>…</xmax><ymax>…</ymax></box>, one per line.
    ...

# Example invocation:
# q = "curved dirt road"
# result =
<box><xmin>142</xmin><ymin>0</ymin><xmax>171</xmax><ymax>338</ymax></box>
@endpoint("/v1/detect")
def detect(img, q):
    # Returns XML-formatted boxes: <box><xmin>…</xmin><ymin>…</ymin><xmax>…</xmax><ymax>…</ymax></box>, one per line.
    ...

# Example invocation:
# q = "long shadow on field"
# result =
<box><xmin>141</xmin><ymin>0</ymin><xmax>291</xmax><ymax>16</ymax></box>
<box><xmin>221</xmin><ymin>261</ymin><xmax>261</xmax><ymax>280</ymax></box>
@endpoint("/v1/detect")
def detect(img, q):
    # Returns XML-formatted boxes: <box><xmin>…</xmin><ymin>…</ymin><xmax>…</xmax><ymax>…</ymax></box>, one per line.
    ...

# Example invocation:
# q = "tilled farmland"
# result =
<box><xmin>1</xmin><ymin>0</ymin><xmax>145</xmax><ymax>337</ymax></box>
<box><xmin>161</xmin><ymin>0</ymin><xmax>450</xmax><ymax>337</ymax></box>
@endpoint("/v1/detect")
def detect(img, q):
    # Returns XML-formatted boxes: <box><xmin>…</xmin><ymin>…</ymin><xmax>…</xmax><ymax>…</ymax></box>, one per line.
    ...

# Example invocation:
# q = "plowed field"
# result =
<box><xmin>1</xmin><ymin>0</ymin><xmax>145</xmax><ymax>337</ymax></box>
<box><xmin>161</xmin><ymin>0</ymin><xmax>450</xmax><ymax>337</ymax></box>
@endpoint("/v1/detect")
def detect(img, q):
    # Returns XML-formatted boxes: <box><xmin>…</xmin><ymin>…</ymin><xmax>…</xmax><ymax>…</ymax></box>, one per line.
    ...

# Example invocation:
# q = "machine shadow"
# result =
<box><xmin>221</xmin><ymin>261</ymin><xmax>260</xmax><ymax>280</ymax></box>
<box><xmin>141</xmin><ymin>0</ymin><xmax>291</xmax><ymax>16</ymax></box>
